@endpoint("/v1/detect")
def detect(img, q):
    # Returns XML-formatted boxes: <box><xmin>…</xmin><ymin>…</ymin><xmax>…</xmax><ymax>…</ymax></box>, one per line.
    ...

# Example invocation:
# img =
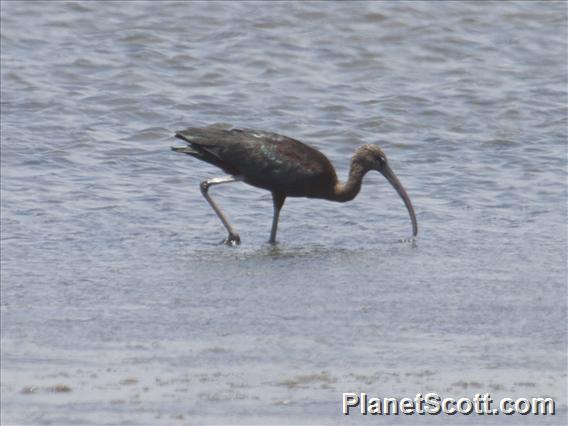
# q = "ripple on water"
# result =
<box><xmin>1</xmin><ymin>0</ymin><xmax>566</xmax><ymax>424</ymax></box>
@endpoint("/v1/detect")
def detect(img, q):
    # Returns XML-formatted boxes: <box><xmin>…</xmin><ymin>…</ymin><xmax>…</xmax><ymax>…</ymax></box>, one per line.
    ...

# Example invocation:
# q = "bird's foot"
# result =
<box><xmin>222</xmin><ymin>233</ymin><xmax>241</xmax><ymax>246</ymax></box>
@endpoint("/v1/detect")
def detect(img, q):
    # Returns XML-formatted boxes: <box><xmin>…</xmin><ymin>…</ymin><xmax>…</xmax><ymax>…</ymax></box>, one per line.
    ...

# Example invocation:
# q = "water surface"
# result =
<box><xmin>1</xmin><ymin>1</ymin><xmax>566</xmax><ymax>424</ymax></box>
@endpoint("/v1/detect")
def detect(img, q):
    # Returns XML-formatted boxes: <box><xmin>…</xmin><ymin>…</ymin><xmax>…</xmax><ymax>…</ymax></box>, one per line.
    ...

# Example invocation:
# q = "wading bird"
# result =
<box><xmin>172</xmin><ymin>125</ymin><xmax>417</xmax><ymax>245</ymax></box>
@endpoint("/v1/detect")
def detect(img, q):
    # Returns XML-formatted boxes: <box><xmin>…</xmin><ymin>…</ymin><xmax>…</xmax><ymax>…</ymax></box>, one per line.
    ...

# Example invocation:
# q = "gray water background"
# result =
<box><xmin>1</xmin><ymin>1</ymin><xmax>566</xmax><ymax>424</ymax></box>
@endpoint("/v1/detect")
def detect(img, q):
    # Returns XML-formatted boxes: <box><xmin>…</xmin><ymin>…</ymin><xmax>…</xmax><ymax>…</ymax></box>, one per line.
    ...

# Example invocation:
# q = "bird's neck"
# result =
<box><xmin>332</xmin><ymin>163</ymin><xmax>368</xmax><ymax>202</ymax></box>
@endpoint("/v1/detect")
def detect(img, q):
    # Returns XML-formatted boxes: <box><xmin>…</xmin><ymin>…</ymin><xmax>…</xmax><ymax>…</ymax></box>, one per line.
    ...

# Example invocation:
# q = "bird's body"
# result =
<box><xmin>172</xmin><ymin>125</ymin><xmax>417</xmax><ymax>245</ymax></box>
<box><xmin>174</xmin><ymin>127</ymin><xmax>338</xmax><ymax>199</ymax></box>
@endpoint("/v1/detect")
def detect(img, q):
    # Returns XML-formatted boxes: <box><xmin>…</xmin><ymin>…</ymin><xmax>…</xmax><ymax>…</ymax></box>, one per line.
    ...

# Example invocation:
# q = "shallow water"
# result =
<box><xmin>1</xmin><ymin>1</ymin><xmax>566</xmax><ymax>424</ymax></box>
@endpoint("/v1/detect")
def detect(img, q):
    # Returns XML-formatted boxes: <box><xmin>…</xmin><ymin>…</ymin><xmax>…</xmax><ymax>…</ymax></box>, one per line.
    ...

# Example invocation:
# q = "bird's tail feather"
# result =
<box><xmin>171</xmin><ymin>146</ymin><xmax>199</xmax><ymax>154</ymax></box>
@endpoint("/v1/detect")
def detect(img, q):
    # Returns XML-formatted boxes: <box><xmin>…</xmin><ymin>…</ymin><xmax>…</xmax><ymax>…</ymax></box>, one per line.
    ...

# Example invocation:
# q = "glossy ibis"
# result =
<box><xmin>172</xmin><ymin>125</ymin><xmax>417</xmax><ymax>245</ymax></box>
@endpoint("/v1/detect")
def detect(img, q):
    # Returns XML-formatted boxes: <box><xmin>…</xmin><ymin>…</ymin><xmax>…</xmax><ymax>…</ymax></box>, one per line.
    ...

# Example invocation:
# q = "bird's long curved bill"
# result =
<box><xmin>381</xmin><ymin>166</ymin><xmax>418</xmax><ymax>237</ymax></box>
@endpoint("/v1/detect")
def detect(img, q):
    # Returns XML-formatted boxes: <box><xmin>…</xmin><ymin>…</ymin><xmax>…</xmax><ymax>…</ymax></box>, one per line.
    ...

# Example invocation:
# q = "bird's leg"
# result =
<box><xmin>269</xmin><ymin>193</ymin><xmax>286</xmax><ymax>244</ymax></box>
<box><xmin>200</xmin><ymin>175</ymin><xmax>242</xmax><ymax>246</ymax></box>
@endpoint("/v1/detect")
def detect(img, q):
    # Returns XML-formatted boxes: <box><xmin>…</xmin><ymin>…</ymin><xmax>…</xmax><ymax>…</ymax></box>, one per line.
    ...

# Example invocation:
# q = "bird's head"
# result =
<box><xmin>353</xmin><ymin>144</ymin><xmax>389</xmax><ymax>172</ymax></box>
<box><xmin>353</xmin><ymin>144</ymin><xmax>418</xmax><ymax>237</ymax></box>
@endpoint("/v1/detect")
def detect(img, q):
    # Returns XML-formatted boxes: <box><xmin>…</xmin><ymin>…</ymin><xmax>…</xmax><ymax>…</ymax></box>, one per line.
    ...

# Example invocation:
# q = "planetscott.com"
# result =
<box><xmin>342</xmin><ymin>393</ymin><xmax>556</xmax><ymax>416</ymax></box>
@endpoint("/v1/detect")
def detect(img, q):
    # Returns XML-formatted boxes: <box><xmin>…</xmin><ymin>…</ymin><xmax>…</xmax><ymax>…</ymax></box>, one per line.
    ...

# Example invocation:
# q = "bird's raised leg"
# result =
<box><xmin>269</xmin><ymin>193</ymin><xmax>286</xmax><ymax>244</ymax></box>
<box><xmin>200</xmin><ymin>175</ymin><xmax>242</xmax><ymax>246</ymax></box>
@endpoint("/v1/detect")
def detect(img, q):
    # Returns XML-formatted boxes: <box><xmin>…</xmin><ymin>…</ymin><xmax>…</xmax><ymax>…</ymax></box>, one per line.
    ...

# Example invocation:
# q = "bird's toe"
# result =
<box><xmin>223</xmin><ymin>234</ymin><xmax>241</xmax><ymax>246</ymax></box>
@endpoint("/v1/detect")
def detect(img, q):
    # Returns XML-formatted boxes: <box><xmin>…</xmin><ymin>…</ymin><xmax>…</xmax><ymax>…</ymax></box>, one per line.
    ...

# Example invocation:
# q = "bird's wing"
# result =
<box><xmin>175</xmin><ymin>127</ymin><xmax>337</xmax><ymax>195</ymax></box>
<box><xmin>227</xmin><ymin>129</ymin><xmax>337</xmax><ymax>195</ymax></box>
